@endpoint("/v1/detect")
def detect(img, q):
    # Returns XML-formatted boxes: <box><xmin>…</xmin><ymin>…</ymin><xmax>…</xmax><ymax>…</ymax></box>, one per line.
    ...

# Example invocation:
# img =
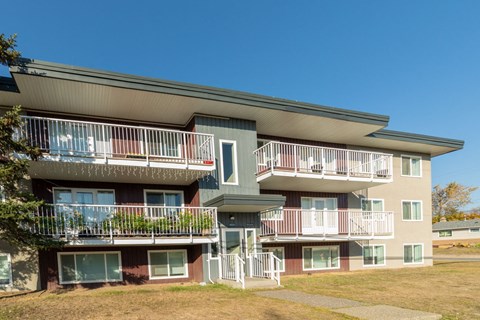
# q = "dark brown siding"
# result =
<box><xmin>263</xmin><ymin>242</ymin><xmax>349</xmax><ymax>275</ymax></box>
<box><xmin>32</xmin><ymin>179</ymin><xmax>200</xmax><ymax>206</ymax></box>
<box><xmin>39</xmin><ymin>245</ymin><xmax>203</xmax><ymax>290</ymax></box>
<box><xmin>260</xmin><ymin>190</ymin><xmax>348</xmax><ymax>209</ymax></box>
<box><xmin>258</xmin><ymin>134</ymin><xmax>346</xmax><ymax>149</ymax></box>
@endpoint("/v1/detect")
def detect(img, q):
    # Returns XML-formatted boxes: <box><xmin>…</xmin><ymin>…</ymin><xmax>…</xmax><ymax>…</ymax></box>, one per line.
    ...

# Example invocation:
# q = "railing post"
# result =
<box><xmin>370</xmin><ymin>153</ymin><xmax>373</xmax><ymax>179</ymax></box>
<box><xmin>346</xmin><ymin>151</ymin><xmax>350</xmax><ymax>178</ymax></box>
<box><xmin>270</xmin><ymin>253</ymin><xmax>274</xmax><ymax>281</ymax></box>
<box><xmin>275</xmin><ymin>214</ymin><xmax>278</xmax><ymax>239</ymax></box>
<box><xmin>249</xmin><ymin>254</ymin><xmax>253</xmax><ymax>278</ymax></box>
<box><xmin>144</xmin><ymin>128</ymin><xmax>149</xmax><ymax>165</ymax></box>
<box><xmin>218</xmin><ymin>255</ymin><xmax>223</xmax><ymax>279</ymax></box>
<box><xmin>109</xmin><ymin>217</ymin><xmax>113</xmax><ymax>243</ymax></box>
<box><xmin>235</xmin><ymin>256</ymin><xmax>240</xmax><ymax>282</ymax></box>
<box><xmin>323</xmin><ymin>210</ymin><xmax>326</xmax><ymax>238</ymax></box>
<box><xmin>270</xmin><ymin>142</ymin><xmax>274</xmax><ymax>174</ymax></box>
<box><xmin>295</xmin><ymin>210</ymin><xmax>299</xmax><ymax>239</ymax></box>
<box><xmin>102</xmin><ymin>124</ymin><xmax>107</xmax><ymax>162</ymax></box>
<box><xmin>347</xmin><ymin>211</ymin><xmax>351</xmax><ymax>238</ymax></box>
<box><xmin>183</xmin><ymin>132</ymin><xmax>188</xmax><ymax>167</ymax></box>
<box><xmin>293</xmin><ymin>144</ymin><xmax>297</xmax><ymax>174</ymax></box>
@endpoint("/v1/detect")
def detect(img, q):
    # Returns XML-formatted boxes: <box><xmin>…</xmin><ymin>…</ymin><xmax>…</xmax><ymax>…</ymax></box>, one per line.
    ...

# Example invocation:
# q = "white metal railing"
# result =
<box><xmin>16</xmin><ymin>116</ymin><xmax>215</xmax><ymax>167</ymax></box>
<box><xmin>254</xmin><ymin>141</ymin><xmax>393</xmax><ymax>179</ymax></box>
<box><xmin>219</xmin><ymin>253</ymin><xmax>245</xmax><ymax>289</ymax></box>
<box><xmin>249</xmin><ymin>252</ymin><xmax>281</xmax><ymax>286</ymax></box>
<box><xmin>260</xmin><ymin>209</ymin><xmax>394</xmax><ymax>239</ymax></box>
<box><xmin>30</xmin><ymin>204</ymin><xmax>217</xmax><ymax>239</ymax></box>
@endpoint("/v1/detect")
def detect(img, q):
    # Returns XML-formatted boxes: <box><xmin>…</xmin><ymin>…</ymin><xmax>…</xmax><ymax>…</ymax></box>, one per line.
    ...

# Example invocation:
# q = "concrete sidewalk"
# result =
<box><xmin>256</xmin><ymin>290</ymin><xmax>441</xmax><ymax>320</ymax></box>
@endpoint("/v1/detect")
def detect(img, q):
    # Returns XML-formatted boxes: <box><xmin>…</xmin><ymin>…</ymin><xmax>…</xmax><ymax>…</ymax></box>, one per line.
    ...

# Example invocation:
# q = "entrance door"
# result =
<box><xmin>301</xmin><ymin>198</ymin><xmax>338</xmax><ymax>234</ymax></box>
<box><xmin>222</xmin><ymin>228</ymin><xmax>256</xmax><ymax>259</ymax></box>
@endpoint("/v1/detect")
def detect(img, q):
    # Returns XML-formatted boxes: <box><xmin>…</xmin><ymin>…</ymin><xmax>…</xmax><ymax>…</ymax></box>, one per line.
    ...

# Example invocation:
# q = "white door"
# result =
<box><xmin>301</xmin><ymin>198</ymin><xmax>338</xmax><ymax>235</ymax></box>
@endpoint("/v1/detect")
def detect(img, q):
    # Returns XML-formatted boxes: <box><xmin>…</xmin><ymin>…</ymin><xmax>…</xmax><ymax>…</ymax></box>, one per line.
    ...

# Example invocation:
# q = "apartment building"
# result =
<box><xmin>0</xmin><ymin>59</ymin><xmax>463</xmax><ymax>290</ymax></box>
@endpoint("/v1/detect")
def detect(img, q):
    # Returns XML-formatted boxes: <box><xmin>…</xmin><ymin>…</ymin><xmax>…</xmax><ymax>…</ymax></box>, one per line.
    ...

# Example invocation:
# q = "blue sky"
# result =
<box><xmin>2</xmin><ymin>1</ymin><xmax>479</xmax><ymax>208</ymax></box>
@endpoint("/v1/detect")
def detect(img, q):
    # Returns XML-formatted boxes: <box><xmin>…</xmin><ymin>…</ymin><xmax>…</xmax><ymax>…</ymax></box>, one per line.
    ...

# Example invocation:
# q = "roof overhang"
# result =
<box><xmin>0</xmin><ymin>59</ymin><xmax>464</xmax><ymax>157</ymax></box>
<box><xmin>350</xmin><ymin>129</ymin><xmax>464</xmax><ymax>157</ymax></box>
<box><xmin>204</xmin><ymin>194</ymin><xmax>286</xmax><ymax>212</ymax></box>
<box><xmin>0</xmin><ymin>59</ymin><xmax>389</xmax><ymax>144</ymax></box>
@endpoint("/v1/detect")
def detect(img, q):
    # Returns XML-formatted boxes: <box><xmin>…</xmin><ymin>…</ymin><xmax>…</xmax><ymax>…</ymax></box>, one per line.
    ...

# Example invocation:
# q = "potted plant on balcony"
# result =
<box><xmin>146</xmin><ymin>217</ymin><xmax>172</xmax><ymax>234</ymax></box>
<box><xmin>178</xmin><ymin>210</ymin><xmax>193</xmax><ymax>234</ymax></box>
<box><xmin>193</xmin><ymin>212</ymin><xmax>214</xmax><ymax>235</ymax></box>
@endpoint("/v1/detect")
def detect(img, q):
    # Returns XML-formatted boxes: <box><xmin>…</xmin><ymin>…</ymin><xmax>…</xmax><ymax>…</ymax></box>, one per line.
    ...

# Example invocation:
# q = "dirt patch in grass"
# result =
<box><xmin>0</xmin><ymin>283</ymin><xmax>352</xmax><ymax>320</ymax></box>
<box><xmin>282</xmin><ymin>261</ymin><xmax>480</xmax><ymax>319</ymax></box>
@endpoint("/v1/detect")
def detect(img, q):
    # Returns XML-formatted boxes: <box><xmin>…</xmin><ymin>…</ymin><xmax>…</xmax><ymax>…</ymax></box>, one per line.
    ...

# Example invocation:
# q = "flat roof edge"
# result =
<box><xmin>10</xmin><ymin>59</ymin><xmax>390</xmax><ymax>127</ymax></box>
<box><xmin>369</xmin><ymin>129</ymin><xmax>464</xmax><ymax>150</ymax></box>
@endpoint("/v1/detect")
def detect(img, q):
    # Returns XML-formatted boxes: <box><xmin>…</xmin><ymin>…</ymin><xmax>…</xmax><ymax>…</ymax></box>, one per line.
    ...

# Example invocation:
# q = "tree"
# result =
<box><xmin>0</xmin><ymin>34</ymin><xmax>63</xmax><ymax>249</ymax></box>
<box><xmin>0</xmin><ymin>106</ymin><xmax>64</xmax><ymax>249</ymax></box>
<box><xmin>0</xmin><ymin>33</ymin><xmax>20</xmax><ymax>66</ymax></box>
<box><xmin>432</xmin><ymin>182</ymin><xmax>478</xmax><ymax>219</ymax></box>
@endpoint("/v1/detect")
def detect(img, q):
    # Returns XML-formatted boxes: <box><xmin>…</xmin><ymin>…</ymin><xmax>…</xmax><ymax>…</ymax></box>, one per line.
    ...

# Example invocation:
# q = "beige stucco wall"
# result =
<box><xmin>0</xmin><ymin>241</ymin><xmax>40</xmax><ymax>291</ymax></box>
<box><xmin>347</xmin><ymin>147</ymin><xmax>433</xmax><ymax>271</ymax></box>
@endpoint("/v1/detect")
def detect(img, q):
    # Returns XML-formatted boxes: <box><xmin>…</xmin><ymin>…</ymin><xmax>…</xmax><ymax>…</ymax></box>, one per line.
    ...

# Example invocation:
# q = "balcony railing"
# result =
<box><xmin>260</xmin><ymin>209</ymin><xmax>394</xmax><ymax>239</ymax></box>
<box><xmin>29</xmin><ymin>205</ymin><xmax>218</xmax><ymax>239</ymax></box>
<box><xmin>16</xmin><ymin>116</ymin><xmax>215</xmax><ymax>168</ymax></box>
<box><xmin>254</xmin><ymin>141</ymin><xmax>393</xmax><ymax>180</ymax></box>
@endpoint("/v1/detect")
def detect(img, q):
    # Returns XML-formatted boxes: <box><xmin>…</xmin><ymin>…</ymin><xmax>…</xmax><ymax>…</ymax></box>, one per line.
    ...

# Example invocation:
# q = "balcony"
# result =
<box><xmin>254</xmin><ymin>142</ymin><xmax>393</xmax><ymax>192</ymax></box>
<box><xmin>260</xmin><ymin>209</ymin><xmax>394</xmax><ymax>241</ymax></box>
<box><xmin>15</xmin><ymin>116</ymin><xmax>215</xmax><ymax>184</ymax></box>
<box><xmin>29</xmin><ymin>205</ymin><xmax>218</xmax><ymax>245</ymax></box>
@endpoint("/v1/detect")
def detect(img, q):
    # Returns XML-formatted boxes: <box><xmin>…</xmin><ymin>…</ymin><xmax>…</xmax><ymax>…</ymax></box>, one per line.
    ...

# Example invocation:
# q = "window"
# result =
<box><xmin>144</xmin><ymin>190</ymin><xmax>183</xmax><ymax>207</ymax></box>
<box><xmin>470</xmin><ymin>228</ymin><xmax>480</xmax><ymax>233</ymax></box>
<box><xmin>148</xmin><ymin>250</ymin><xmax>188</xmax><ymax>279</ymax></box>
<box><xmin>0</xmin><ymin>253</ymin><xmax>12</xmax><ymax>286</ymax></box>
<box><xmin>439</xmin><ymin>230</ymin><xmax>452</xmax><ymax>237</ymax></box>
<box><xmin>401</xmin><ymin>155</ymin><xmax>421</xmax><ymax>177</ymax></box>
<box><xmin>363</xmin><ymin>245</ymin><xmax>385</xmax><ymax>266</ymax></box>
<box><xmin>361</xmin><ymin>199</ymin><xmax>384</xmax><ymax>212</ymax></box>
<box><xmin>403</xmin><ymin>244</ymin><xmax>423</xmax><ymax>264</ymax></box>
<box><xmin>58</xmin><ymin>252</ymin><xmax>122</xmax><ymax>284</ymax></box>
<box><xmin>303</xmin><ymin>246</ymin><xmax>340</xmax><ymax>270</ymax></box>
<box><xmin>220</xmin><ymin>140</ymin><xmax>238</xmax><ymax>185</ymax></box>
<box><xmin>402</xmin><ymin>200</ymin><xmax>422</xmax><ymax>221</ymax></box>
<box><xmin>263</xmin><ymin>247</ymin><xmax>285</xmax><ymax>272</ymax></box>
<box><xmin>301</xmin><ymin>198</ymin><xmax>337</xmax><ymax>211</ymax></box>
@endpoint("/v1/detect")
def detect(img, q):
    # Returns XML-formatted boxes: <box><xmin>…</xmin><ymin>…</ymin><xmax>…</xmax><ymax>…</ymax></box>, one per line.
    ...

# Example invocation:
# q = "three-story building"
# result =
<box><xmin>0</xmin><ymin>59</ymin><xmax>463</xmax><ymax>290</ymax></box>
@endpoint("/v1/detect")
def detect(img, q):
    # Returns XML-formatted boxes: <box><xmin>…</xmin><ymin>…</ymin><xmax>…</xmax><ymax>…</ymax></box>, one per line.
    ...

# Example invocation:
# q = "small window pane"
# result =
<box><xmin>55</xmin><ymin>190</ymin><xmax>73</xmax><ymax>204</ymax></box>
<box><xmin>97</xmin><ymin>191</ymin><xmax>115</xmax><ymax>205</ymax></box>
<box><xmin>414</xmin><ymin>245</ymin><xmax>423</xmax><ymax>263</ymax></box>
<box><xmin>0</xmin><ymin>255</ymin><xmax>11</xmax><ymax>285</ymax></box>
<box><xmin>375</xmin><ymin>246</ymin><xmax>385</xmax><ymax>265</ymax></box>
<box><xmin>301</xmin><ymin>198</ymin><xmax>312</xmax><ymax>210</ymax></box>
<box><xmin>60</xmin><ymin>254</ymin><xmax>76</xmax><ymax>282</ymax></box>
<box><xmin>146</xmin><ymin>193</ymin><xmax>165</xmax><ymax>206</ymax></box>
<box><xmin>411</xmin><ymin>158</ymin><xmax>421</xmax><ymax>176</ymax></box>
<box><xmin>303</xmin><ymin>248</ymin><xmax>312</xmax><ymax>269</ymax></box>
<box><xmin>164</xmin><ymin>193</ymin><xmax>181</xmax><ymax>207</ymax></box>
<box><xmin>150</xmin><ymin>252</ymin><xmax>168</xmax><ymax>277</ymax></box>
<box><xmin>402</xmin><ymin>202</ymin><xmax>411</xmax><ymax>220</ymax></box>
<box><xmin>169</xmin><ymin>251</ymin><xmax>186</xmax><ymax>276</ymax></box>
<box><xmin>401</xmin><ymin>157</ymin><xmax>410</xmax><ymax>175</ymax></box>
<box><xmin>312</xmin><ymin>248</ymin><xmax>330</xmax><ymax>269</ymax></box>
<box><xmin>363</xmin><ymin>246</ymin><xmax>373</xmax><ymax>265</ymax></box>
<box><xmin>76</xmin><ymin>254</ymin><xmax>106</xmax><ymax>282</ymax></box>
<box><xmin>404</xmin><ymin>245</ymin><xmax>413</xmax><ymax>263</ymax></box>
<box><xmin>331</xmin><ymin>247</ymin><xmax>339</xmax><ymax>268</ymax></box>
<box><xmin>106</xmin><ymin>254</ymin><xmax>121</xmax><ymax>281</ymax></box>
<box><xmin>221</xmin><ymin>142</ymin><xmax>236</xmax><ymax>184</ymax></box>
<box><xmin>412</xmin><ymin>202</ymin><xmax>422</xmax><ymax>220</ymax></box>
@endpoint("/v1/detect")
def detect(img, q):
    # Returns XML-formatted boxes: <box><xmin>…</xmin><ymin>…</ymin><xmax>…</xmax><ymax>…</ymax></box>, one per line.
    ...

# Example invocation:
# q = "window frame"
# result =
<box><xmin>302</xmin><ymin>245</ymin><xmax>340</xmax><ymax>271</ymax></box>
<box><xmin>439</xmin><ymin>230</ymin><xmax>452</xmax><ymax>237</ymax></box>
<box><xmin>403</xmin><ymin>243</ymin><xmax>424</xmax><ymax>265</ymax></box>
<box><xmin>219</xmin><ymin>139</ymin><xmax>239</xmax><ymax>185</ymax></box>
<box><xmin>57</xmin><ymin>251</ymin><xmax>123</xmax><ymax>284</ymax></box>
<box><xmin>147</xmin><ymin>249</ymin><xmax>189</xmax><ymax>280</ymax></box>
<box><xmin>401</xmin><ymin>155</ymin><xmax>422</xmax><ymax>177</ymax></box>
<box><xmin>362</xmin><ymin>244</ymin><xmax>386</xmax><ymax>267</ymax></box>
<box><xmin>0</xmin><ymin>253</ymin><xmax>12</xmax><ymax>287</ymax></box>
<box><xmin>262</xmin><ymin>247</ymin><xmax>285</xmax><ymax>272</ymax></box>
<box><xmin>143</xmin><ymin>189</ymin><xmax>185</xmax><ymax>207</ymax></box>
<box><xmin>470</xmin><ymin>228</ymin><xmax>480</xmax><ymax>233</ymax></box>
<box><xmin>52</xmin><ymin>187</ymin><xmax>116</xmax><ymax>205</ymax></box>
<box><xmin>401</xmin><ymin>200</ymin><xmax>423</xmax><ymax>221</ymax></box>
